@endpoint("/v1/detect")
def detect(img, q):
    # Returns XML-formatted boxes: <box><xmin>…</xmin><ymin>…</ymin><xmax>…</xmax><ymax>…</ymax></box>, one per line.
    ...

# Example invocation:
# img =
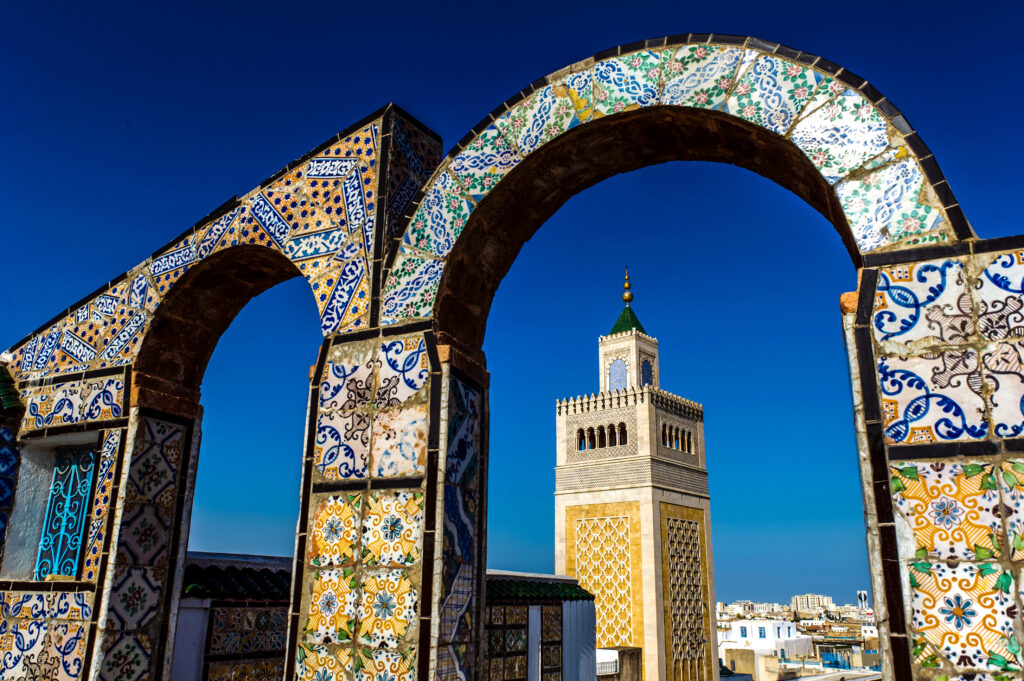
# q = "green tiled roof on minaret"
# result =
<box><xmin>609</xmin><ymin>267</ymin><xmax>647</xmax><ymax>335</ymax></box>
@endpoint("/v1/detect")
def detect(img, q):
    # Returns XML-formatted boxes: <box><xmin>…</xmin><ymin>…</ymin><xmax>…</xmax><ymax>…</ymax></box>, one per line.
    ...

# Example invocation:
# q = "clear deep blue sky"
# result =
<box><xmin>3</xmin><ymin>1</ymin><xmax>1022</xmax><ymax>604</ymax></box>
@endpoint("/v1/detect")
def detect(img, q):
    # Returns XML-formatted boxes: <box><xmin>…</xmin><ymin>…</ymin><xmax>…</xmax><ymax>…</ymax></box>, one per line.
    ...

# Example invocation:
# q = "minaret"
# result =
<box><xmin>554</xmin><ymin>270</ymin><xmax>717</xmax><ymax>681</ymax></box>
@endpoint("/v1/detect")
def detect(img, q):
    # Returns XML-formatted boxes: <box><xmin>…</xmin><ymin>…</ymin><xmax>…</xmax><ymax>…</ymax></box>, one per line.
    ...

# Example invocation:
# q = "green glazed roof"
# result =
<box><xmin>0</xmin><ymin>366</ymin><xmax>19</xmax><ymax>412</ymax></box>
<box><xmin>609</xmin><ymin>306</ymin><xmax>646</xmax><ymax>335</ymax></box>
<box><xmin>486</xmin><ymin>578</ymin><xmax>594</xmax><ymax>602</ymax></box>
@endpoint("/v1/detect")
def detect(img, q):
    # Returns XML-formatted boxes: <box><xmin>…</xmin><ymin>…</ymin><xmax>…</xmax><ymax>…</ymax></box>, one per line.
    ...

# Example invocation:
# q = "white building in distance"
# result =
<box><xmin>718</xmin><ymin>620</ymin><xmax>813</xmax><ymax>658</ymax></box>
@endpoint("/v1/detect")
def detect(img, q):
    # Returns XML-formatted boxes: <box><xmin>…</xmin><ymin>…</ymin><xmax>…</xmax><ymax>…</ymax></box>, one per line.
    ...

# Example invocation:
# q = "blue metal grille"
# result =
<box><xmin>0</xmin><ymin>426</ymin><xmax>20</xmax><ymax>555</ymax></box>
<box><xmin>641</xmin><ymin>360</ymin><xmax>653</xmax><ymax>386</ymax></box>
<box><xmin>609</xmin><ymin>359</ymin><xmax>626</xmax><ymax>391</ymax></box>
<box><xmin>35</xmin><ymin>447</ymin><xmax>94</xmax><ymax>580</ymax></box>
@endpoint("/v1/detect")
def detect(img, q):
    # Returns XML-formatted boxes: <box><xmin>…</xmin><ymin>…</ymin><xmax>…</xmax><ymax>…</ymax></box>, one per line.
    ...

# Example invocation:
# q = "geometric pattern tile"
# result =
<box><xmin>107</xmin><ymin>566</ymin><xmax>162</xmax><ymax>630</ymax></box>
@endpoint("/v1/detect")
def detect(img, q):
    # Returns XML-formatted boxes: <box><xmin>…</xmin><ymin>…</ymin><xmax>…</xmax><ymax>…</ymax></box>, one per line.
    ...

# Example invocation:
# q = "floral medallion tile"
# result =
<box><xmin>449</xmin><ymin>125</ymin><xmax>521</xmax><ymax>201</ymax></box>
<box><xmin>357</xmin><ymin>569</ymin><xmax>418</xmax><ymax>647</ymax></box>
<box><xmin>661</xmin><ymin>44</ymin><xmax>743</xmax><ymax>109</ymax></box>
<box><xmin>873</xmin><ymin>259</ymin><xmax>972</xmax><ymax>344</ymax></box>
<box><xmin>320</xmin><ymin>346</ymin><xmax>375</xmax><ymax>412</ymax></box>
<box><xmin>554</xmin><ymin>69</ymin><xmax>594</xmax><ymax>123</ymax></box>
<box><xmin>356</xmin><ymin>648</ymin><xmax>415</xmax><ymax>681</ymax></box>
<box><xmin>997</xmin><ymin>461</ymin><xmax>1024</xmax><ymax>560</ymax></box>
<box><xmin>909</xmin><ymin>560</ymin><xmax>1017</xmax><ymax>669</ymax></box>
<box><xmin>836</xmin><ymin>157</ymin><xmax>945</xmax><ymax>253</ymax></box>
<box><xmin>305</xmin><ymin>568</ymin><xmax>359</xmax><ymax>644</ymax></box>
<box><xmin>117</xmin><ymin>503</ymin><xmax>170</xmax><ymax>566</ymax></box>
<box><xmin>402</xmin><ymin>177</ymin><xmax>473</xmax><ymax>258</ymax></box>
<box><xmin>496</xmin><ymin>85</ymin><xmax>579</xmax><ymax>156</ymax></box>
<box><xmin>371</xmin><ymin>405</ymin><xmax>428</xmax><ymax>478</ymax></box>
<box><xmin>890</xmin><ymin>461</ymin><xmax>1001</xmax><ymax>559</ymax></box>
<box><xmin>362</xmin><ymin>491</ymin><xmax>424</xmax><ymax>566</ymax></box>
<box><xmin>982</xmin><ymin>342</ymin><xmax>1024</xmax><ymax>437</ymax></box>
<box><xmin>99</xmin><ymin>633</ymin><xmax>151</xmax><ymax>681</ymax></box>
<box><xmin>878</xmin><ymin>352</ymin><xmax>987</xmax><ymax>444</ymax></box>
<box><xmin>107</xmin><ymin>565</ymin><xmax>163</xmax><ymax>629</ymax></box>
<box><xmin>593</xmin><ymin>50</ymin><xmax>661</xmax><ymax>117</ymax></box>
<box><xmin>789</xmin><ymin>88</ymin><xmax>889</xmax><ymax>184</ymax></box>
<box><xmin>976</xmin><ymin>251</ymin><xmax>1024</xmax><ymax>341</ymax></box>
<box><xmin>376</xmin><ymin>336</ymin><xmax>430</xmax><ymax>407</ymax></box>
<box><xmin>314</xmin><ymin>410</ymin><xmax>370</xmax><ymax>481</ymax></box>
<box><xmin>296</xmin><ymin>643</ymin><xmax>351</xmax><ymax>681</ymax></box>
<box><xmin>310</xmin><ymin>494</ymin><xmax>361</xmax><ymax>567</ymax></box>
<box><xmin>724</xmin><ymin>56</ymin><xmax>822</xmax><ymax>134</ymax></box>
<box><xmin>381</xmin><ymin>250</ymin><xmax>444</xmax><ymax>321</ymax></box>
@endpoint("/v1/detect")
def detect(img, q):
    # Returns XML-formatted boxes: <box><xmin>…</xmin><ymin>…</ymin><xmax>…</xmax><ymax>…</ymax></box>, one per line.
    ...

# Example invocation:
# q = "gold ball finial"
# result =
<box><xmin>622</xmin><ymin>266</ymin><xmax>633</xmax><ymax>305</ymax></box>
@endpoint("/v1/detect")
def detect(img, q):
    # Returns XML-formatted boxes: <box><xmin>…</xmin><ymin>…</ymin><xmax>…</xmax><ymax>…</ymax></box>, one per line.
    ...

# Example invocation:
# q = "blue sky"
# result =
<box><xmin>3</xmin><ymin>1</ymin><xmax>1023</xmax><ymax>604</ymax></box>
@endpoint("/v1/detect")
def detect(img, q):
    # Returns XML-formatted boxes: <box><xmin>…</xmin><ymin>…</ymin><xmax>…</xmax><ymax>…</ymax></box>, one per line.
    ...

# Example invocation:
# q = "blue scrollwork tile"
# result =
<box><xmin>376</xmin><ymin>336</ymin><xmax>429</xmax><ymax>407</ymax></box>
<box><xmin>314</xmin><ymin>410</ymin><xmax>370</xmax><ymax>481</ymax></box>
<box><xmin>381</xmin><ymin>250</ymin><xmax>444</xmax><ymax>322</ymax></box>
<box><xmin>449</xmin><ymin>126</ymin><xmax>520</xmax><ymax>202</ymax></box>
<box><xmin>982</xmin><ymin>342</ymin><xmax>1024</xmax><ymax>438</ymax></box>
<box><xmin>442</xmin><ymin>484</ymin><xmax>476</xmax><ymax>564</ymax></box>
<box><xmin>593</xmin><ymin>51</ymin><xmax>661</xmax><ymax>117</ymax></box>
<box><xmin>873</xmin><ymin>259</ymin><xmax>972</xmax><ymax>344</ymax></box>
<box><xmin>878</xmin><ymin>352</ymin><xmax>987</xmax><ymax>444</ymax></box>
<box><xmin>976</xmin><ymin>251</ymin><xmax>1024</xmax><ymax>341</ymax></box>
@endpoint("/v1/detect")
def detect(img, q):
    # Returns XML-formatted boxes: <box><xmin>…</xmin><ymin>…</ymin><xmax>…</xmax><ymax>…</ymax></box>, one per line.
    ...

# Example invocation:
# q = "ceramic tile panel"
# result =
<box><xmin>0</xmin><ymin>619</ymin><xmax>49</xmax><ymax>676</ymax></box>
<box><xmin>0</xmin><ymin>426</ymin><xmax>19</xmax><ymax>551</ymax></box>
<box><xmin>107</xmin><ymin>565</ymin><xmax>163</xmax><ymax>629</ymax></box>
<box><xmin>83</xmin><ymin>429</ymin><xmax>121</xmax><ymax>581</ymax></box>
<box><xmin>318</xmin><ymin>255</ymin><xmax>369</xmax><ymax>334</ymax></box>
<box><xmin>1</xmin><ymin>591</ymin><xmax>49</xmax><ymax>618</ymax></box>
<box><xmin>377</xmin><ymin>336</ymin><xmax>430</xmax><ymax>407</ymax></box>
<box><xmin>403</xmin><ymin>176</ymin><xmax>473</xmax><ymax>259</ymax></box>
<box><xmin>116</xmin><ymin>503</ymin><xmax>171</xmax><ymax>567</ymax></box>
<box><xmin>449</xmin><ymin>125</ymin><xmax>521</xmax><ymax>202</ymax></box>
<box><xmin>296</xmin><ymin>643</ymin><xmax>351</xmax><ymax>681</ymax></box>
<box><xmin>320</xmin><ymin>346</ymin><xmax>375</xmax><ymax>412</ymax></box>
<box><xmin>837</xmin><ymin>157</ymin><xmax>946</xmax><ymax>253</ymax></box>
<box><xmin>99</xmin><ymin>632</ymin><xmax>152</xmax><ymax>681</ymax></box>
<box><xmin>661</xmin><ymin>45</ymin><xmax>744</xmax><ymax>109</ymax></box>
<box><xmin>909</xmin><ymin>560</ymin><xmax>1017</xmax><ymax>669</ymax></box>
<box><xmin>789</xmin><ymin>88</ymin><xmax>889</xmax><ymax>184</ymax></box>
<box><xmin>997</xmin><ymin>461</ymin><xmax>1024</xmax><ymax>561</ymax></box>
<box><xmin>362</xmin><ymin>491</ymin><xmax>424</xmax><ymax>566</ymax></box>
<box><xmin>314</xmin><ymin>410</ymin><xmax>370</xmax><ymax>481</ymax></box>
<box><xmin>495</xmin><ymin>85</ymin><xmax>579</xmax><ymax>156</ymax></box>
<box><xmin>593</xmin><ymin>50</ymin><xmax>662</xmax><ymax>117</ymax></box>
<box><xmin>446</xmin><ymin>375</ymin><xmax>481</xmax><ymax>488</ymax></box>
<box><xmin>982</xmin><ymin>341</ymin><xmax>1024</xmax><ymax>437</ymax></box>
<box><xmin>872</xmin><ymin>259</ymin><xmax>972</xmax><ymax>345</ymax></box>
<box><xmin>50</xmin><ymin>591</ymin><xmax>94</xmax><ymax>621</ymax></box>
<box><xmin>439</xmin><ymin>561</ymin><xmax>474</xmax><ymax>643</ymax></box>
<box><xmin>310</xmin><ymin>493</ymin><xmax>361</xmax><ymax>567</ymax></box>
<box><xmin>305</xmin><ymin>567</ymin><xmax>360</xmax><ymax>644</ymax></box>
<box><xmin>357</xmin><ymin>649</ymin><xmax>415</xmax><ymax>681</ymax></box>
<box><xmin>46</xmin><ymin>621</ymin><xmax>88</xmax><ymax>680</ymax></box>
<box><xmin>149</xmin><ymin>234</ymin><xmax>196</xmax><ymax>297</ymax></box>
<box><xmin>878</xmin><ymin>353</ymin><xmax>987</xmax><ymax>444</ymax></box>
<box><xmin>890</xmin><ymin>461</ymin><xmax>1002</xmax><ymax>560</ymax></box>
<box><xmin>443</xmin><ymin>485</ymin><xmax>477</xmax><ymax>563</ymax></box>
<box><xmin>976</xmin><ymin>251</ymin><xmax>1024</xmax><ymax>341</ymax></box>
<box><xmin>356</xmin><ymin>568</ymin><xmax>417</xmax><ymax>647</ymax></box>
<box><xmin>437</xmin><ymin>643</ymin><xmax>472</xmax><ymax>681</ymax></box>
<box><xmin>552</xmin><ymin>68</ymin><xmax>594</xmax><ymax>124</ymax></box>
<box><xmin>21</xmin><ymin>374</ymin><xmax>125</xmax><ymax>432</ymax></box>
<box><xmin>724</xmin><ymin>55</ymin><xmax>822</xmax><ymax>135</ymax></box>
<box><xmin>381</xmin><ymin>249</ymin><xmax>443</xmax><ymax>323</ymax></box>
<box><xmin>370</xmin><ymin>405</ymin><xmax>428</xmax><ymax>478</ymax></box>
<box><xmin>541</xmin><ymin>606</ymin><xmax>561</xmax><ymax>642</ymax></box>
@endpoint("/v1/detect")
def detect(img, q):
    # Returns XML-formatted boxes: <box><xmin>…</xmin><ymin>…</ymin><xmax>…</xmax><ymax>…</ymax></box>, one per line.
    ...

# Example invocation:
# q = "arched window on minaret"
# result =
<box><xmin>618</xmin><ymin>423</ymin><xmax>627</xmax><ymax>446</ymax></box>
<box><xmin>661</xmin><ymin>423</ymin><xmax>667</xmax><ymax>447</ymax></box>
<box><xmin>674</xmin><ymin>427</ymin><xmax>680</xmax><ymax>450</ymax></box>
<box><xmin>587</xmin><ymin>428</ymin><xmax>596</xmax><ymax>450</ymax></box>
<box><xmin>608</xmin><ymin>424</ymin><xmax>617</xmax><ymax>447</ymax></box>
<box><xmin>687</xmin><ymin>430</ymin><xmax>693</xmax><ymax>453</ymax></box>
<box><xmin>641</xmin><ymin>359</ymin><xmax>653</xmax><ymax>387</ymax></box>
<box><xmin>609</xmin><ymin>358</ymin><xmax>627</xmax><ymax>392</ymax></box>
<box><xmin>577</xmin><ymin>429</ymin><xmax>585</xmax><ymax>451</ymax></box>
<box><xmin>598</xmin><ymin>426</ymin><xmax>606</xmax><ymax>448</ymax></box>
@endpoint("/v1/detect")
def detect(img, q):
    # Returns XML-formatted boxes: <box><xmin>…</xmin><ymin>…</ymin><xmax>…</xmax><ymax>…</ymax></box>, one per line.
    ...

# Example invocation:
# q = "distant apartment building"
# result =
<box><xmin>790</xmin><ymin>594</ymin><xmax>834</xmax><ymax>612</ymax></box>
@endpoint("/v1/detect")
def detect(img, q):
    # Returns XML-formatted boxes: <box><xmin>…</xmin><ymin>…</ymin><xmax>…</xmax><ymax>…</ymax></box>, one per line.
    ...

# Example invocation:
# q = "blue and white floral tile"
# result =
<box><xmin>593</xmin><ymin>50</ymin><xmax>662</xmax><ymax>117</ymax></box>
<box><xmin>381</xmin><ymin>248</ymin><xmax>444</xmax><ymax>322</ymax></box>
<box><xmin>305</xmin><ymin>568</ymin><xmax>360</xmax><ymax>645</ymax></box>
<box><xmin>724</xmin><ymin>55</ymin><xmax>822</xmax><ymax>135</ymax></box>
<box><xmin>495</xmin><ymin>85</ymin><xmax>579</xmax><ymax>156</ymax></box>
<box><xmin>449</xmin><ymin>125</ymin><xmax>521</xmax><ymax>202</ymax></box>
<box><xmin>910</xmin><ymin>560</ymin><xmax>1017</xmax><ymax>670</ymax></box>
<box><xmin>116</xmin><ymin>503</ymin><xmax>171</xmax><ymax>567</ymax></box>
<box><xmin>551</xmin><ymin>68</ymin><xmax>594</xmax><ymax>123</ymax></box>
<box><xmin>975</xmin><ymin>251</ymin><xmax>1024</xmax><ymax>342</ymax></box>
<box><xmin>402</xmin><ymin>174</ymin><xmax>473</xmax><ymax>259</ymax></box>
<box><xmin>370</xmin><ymin>405</ymin><xmax>427</xmax><ymax>478</ymax></box>
<box><xmin>356</xmin><ymin>569</ymin><xmax>417</xmax><ymax>648</ymax></box>
<box><xmin>99</xmin><ymin>632</ymin><xmax>152</xmax><ymax>681</ymax></box>
<box><xmin>872</xmin><ymin>259</ymin><xmax>972</xmax><ymax>345</ymax></box>
<box><xmin>981</xmin><ymin>342</ymin><xmax>1024</xmax><ymax>439</ymax></box>
<box><xmin>376</xmin><ymin>336</ymin><xmax>429</xmax><ymax>407</ymax></box>
<box><xmin>321</xmin><ymin>343</ymin><xmax>375</xmax><ymax>412</ymax></box>
<box><xmin>890</xmin><ymin>461</ymin><xmax>1002</xmax><ymax>560</ymax></box>
<box><xmin>789</xmin><ymin>87</ymin><xmax>889</xmax><ymax>184</ymax></box>
<box><xmin>314</xmin><ymin>411</ymin><xmax>370</xmax><ymax>481</ymax></box>
<box><xmin>836</xmin><ymin>157</ymin><xmax>946</xmax><ymax>253</ymax></box>
<box><xmin>107</xmin><ymin>565</ymin><xmax>163</xmax><ymax>630</ymax></box>
<box><xmin>661</xmin><ymin>44</ymin><xmax>743</xmax><ymax>109</ymax></box>
<box><xmin>878</xmin><ymin>352</ymin><xmax>987</xmax><ymax>444</ymax></box>
<box><xmin>362</xmin><ymin>491</ymin><xmax>424</xmax><ymax>567</ymax></box>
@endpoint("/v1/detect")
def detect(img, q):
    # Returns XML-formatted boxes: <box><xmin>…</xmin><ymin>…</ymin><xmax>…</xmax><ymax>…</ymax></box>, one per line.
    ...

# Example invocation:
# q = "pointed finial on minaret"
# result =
<box><xmin>622</xmin><ymin>266</ymin><xmax>633</xmax><ymax>305</ymax></box>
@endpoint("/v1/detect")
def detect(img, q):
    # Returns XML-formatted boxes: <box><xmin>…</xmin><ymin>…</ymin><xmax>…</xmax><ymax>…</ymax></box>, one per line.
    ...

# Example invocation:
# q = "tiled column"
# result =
<box><xmin>289</xmin><ymin>328</ymin><xmax>488</xmax><ymax>681</ymax></box>
<box><xmin>854</xmin><ymin>246</ymin><xmax>1024</xmax><ymax>680</ymax></box>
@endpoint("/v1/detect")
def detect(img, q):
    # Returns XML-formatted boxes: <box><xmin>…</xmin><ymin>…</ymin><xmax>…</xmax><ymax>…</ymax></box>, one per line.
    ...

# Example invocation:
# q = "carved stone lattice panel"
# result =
<box><xmin>666</xmin><ymin>517</ymin><xmax>705</xmax><ymax>663</ymax></box>
<box><xmin>574</xmin><ymin>516</ymin><xmax>632</xmax><ymax>647</ymax></box>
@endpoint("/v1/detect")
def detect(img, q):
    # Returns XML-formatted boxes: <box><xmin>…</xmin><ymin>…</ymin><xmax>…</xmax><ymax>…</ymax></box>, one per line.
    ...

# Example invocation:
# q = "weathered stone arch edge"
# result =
<box><xmin>379</xmin><ymin>32</ymin><xmax>976</xmax><ymax>296</ymax></box>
